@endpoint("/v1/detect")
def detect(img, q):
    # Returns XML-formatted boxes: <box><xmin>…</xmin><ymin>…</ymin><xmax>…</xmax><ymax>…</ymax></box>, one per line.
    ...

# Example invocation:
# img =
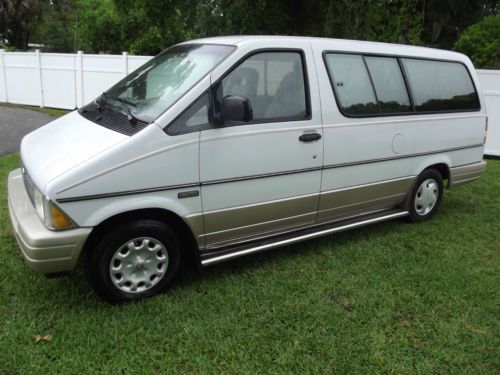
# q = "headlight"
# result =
<box><xmin>33</xmin><ymin>187</ymin><xmax>45</xmax><ymax>219</ymax></box>
<box><xmin>28</xmin><ymin>178</ymin><xmax>74</xmax><ymax>230</ymax></box>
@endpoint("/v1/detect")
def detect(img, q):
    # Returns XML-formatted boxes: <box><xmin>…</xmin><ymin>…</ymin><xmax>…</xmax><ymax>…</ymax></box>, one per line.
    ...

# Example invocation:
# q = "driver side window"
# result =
<box><xmin>221</xmin><ymin>51</ymin><xmax>309</xmax><ymax>122</ymax></box>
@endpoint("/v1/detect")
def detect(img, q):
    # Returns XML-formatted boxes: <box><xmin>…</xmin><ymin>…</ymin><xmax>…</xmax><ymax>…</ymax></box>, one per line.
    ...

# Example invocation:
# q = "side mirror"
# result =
<box><xmin>222</xmin><ymin>95</ymin><xmax>253</xmax><ymax>123</ymax></box>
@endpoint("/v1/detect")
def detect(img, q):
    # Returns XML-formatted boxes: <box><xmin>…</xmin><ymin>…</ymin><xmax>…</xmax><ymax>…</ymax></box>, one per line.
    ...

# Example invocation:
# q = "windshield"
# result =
<box><xmin>102</xmin><ymin>44</ymin><xmax>235</xmax><ymax>123</ymax></box>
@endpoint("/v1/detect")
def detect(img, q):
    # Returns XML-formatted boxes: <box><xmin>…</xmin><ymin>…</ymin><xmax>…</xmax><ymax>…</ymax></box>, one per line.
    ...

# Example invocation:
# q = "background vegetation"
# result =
<box><xmin>0</xmin><ymin>0</ymin><xmax>499</xmax><ymax>67</ymax></box>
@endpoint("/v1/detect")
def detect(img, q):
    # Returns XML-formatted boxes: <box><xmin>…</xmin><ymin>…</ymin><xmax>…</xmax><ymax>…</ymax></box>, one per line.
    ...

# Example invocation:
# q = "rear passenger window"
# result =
<box><xmin>324</xmin><ymin>54</ymin><xmax>378</xmax><ymax>115</ymax></box>
<box><xmin>365</xmin><ymin>57</ymin><xmax>411</xmax><ymax>113</ymax></box>
<box><xmin>401</xmin><ymin>59</ymin><xmax>479</xmax><ymax>112</ymax></box>
<box><xmin>221</xmin><ymin>52</ymin><xmax>308</xmax><ymax>122</ymax></box>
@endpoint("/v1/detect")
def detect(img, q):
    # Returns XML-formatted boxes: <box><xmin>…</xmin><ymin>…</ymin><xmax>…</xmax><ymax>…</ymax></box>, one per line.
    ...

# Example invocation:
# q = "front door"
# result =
<box><xmin>200</xmin><ymin>44</ymin><xmax>323</xmax><ymax>249</ymax></box>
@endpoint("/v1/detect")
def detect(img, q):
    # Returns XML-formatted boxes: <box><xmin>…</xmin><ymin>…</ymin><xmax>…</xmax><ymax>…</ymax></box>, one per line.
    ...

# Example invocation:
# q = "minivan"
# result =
<box><xmin>7</xmin><ymin>36</ymin><xmax>487</xmax><ymax>303</ymax></box>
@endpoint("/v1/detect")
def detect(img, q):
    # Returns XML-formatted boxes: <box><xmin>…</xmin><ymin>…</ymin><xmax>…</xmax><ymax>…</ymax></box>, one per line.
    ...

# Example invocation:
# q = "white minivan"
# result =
<box><xmin>8</xmin><ymin>36</ymin><xmax>487</xmax><ymax>303</ymax></box>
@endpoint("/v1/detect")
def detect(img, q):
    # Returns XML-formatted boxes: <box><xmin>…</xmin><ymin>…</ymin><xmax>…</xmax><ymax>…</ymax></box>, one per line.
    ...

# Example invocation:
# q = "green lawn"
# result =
<box><xmin>0</xmin><ymin>152</ymin><xmax>498</xmax><ymax>374</ymax></box>
<box><xmin>0</xmin><ymin>103</ymin><xmax>70</xmax><ymax>117</ymax></box>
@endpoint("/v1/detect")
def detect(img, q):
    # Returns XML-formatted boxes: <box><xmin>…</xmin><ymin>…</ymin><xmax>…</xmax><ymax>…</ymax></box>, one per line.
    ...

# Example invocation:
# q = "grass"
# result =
<box><xmin>0</xmin><ymin>103</ymin><xmax>70</xmax><ymax>117</ymax></box>
<box><xmin>0</xmin><ymin>152</ymin><xmax>499</xmax><ymax>374</ymax></box>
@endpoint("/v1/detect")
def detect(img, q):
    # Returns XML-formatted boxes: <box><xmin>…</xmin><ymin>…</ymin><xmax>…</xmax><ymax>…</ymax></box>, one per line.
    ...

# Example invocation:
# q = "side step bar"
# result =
<box><xmin>200</xmin><ymin>209</ymin><xmax>409</xmax><ymax>266</ymax></box>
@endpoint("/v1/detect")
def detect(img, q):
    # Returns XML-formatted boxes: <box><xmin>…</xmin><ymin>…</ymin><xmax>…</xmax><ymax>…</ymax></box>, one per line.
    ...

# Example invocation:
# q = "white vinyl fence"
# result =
<box><xmin>477</xmin><ymin>70</ymin><xmax>500</xmax><ymax>156</ymax></box>
<box><xmin>0</xmin><ymin>49</ymin><xmax>151</xmax><ymax>109</ymax></box>
<box><xmin>0</xmin><ymin>49</ymin><xmax>499</xmax><ymax>156</ymax></box>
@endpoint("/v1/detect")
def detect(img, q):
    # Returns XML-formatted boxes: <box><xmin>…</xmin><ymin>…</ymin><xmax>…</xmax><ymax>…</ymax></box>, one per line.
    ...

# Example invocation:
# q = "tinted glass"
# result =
<box><xmin>221</xmin><ymin>52</ymin><xmax>308</xmax><ymax>121</ymax></box>
<box><xmin>167</xmin><ymin>93</ymin><xmax>209</xmax><ymax>135</ymax></box>
<box><xmin>325</xmin><ymin>54</ymin><xmax>378</xmax><ymax>115</ymax></box>
<box><xmin>365</xmin><ymin>56</ymin><xmax>411</xmax><ymax>113</ymax></box>
<box><xmin>402</xmin><ymin>59</ymin><xmax>479</xmax><ymax>112</ymax></box>
<box><xmin>105</xmin><ymin>44</ymin><xmax>234</xmax><ymax>123</ymax></box>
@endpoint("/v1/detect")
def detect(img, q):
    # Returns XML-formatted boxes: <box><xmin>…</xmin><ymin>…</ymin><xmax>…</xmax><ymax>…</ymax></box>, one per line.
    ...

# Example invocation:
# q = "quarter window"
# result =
<box><xmin>167</xmin><ymin>93</ymin><xmax>210</xmax><ymax>135</ymax></box>
<box><xmin>221</xmin><ymin>52</ymin><xmax>308</xmax><ymax>122</ymax></box>
<box><xmin>401</xmin><ymin>59</ymin><xmax>480</xmax><ymax>112</ymax></box>
<box><xmin>324</xmin><ymin>54</ymin><xmax>378</xmax><ymax>115</ymax></box>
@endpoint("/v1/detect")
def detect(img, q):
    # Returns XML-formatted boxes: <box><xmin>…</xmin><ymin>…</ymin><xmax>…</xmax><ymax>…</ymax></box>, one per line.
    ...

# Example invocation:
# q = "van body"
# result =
<box><xmin>7</xmin><ymin>36</ymin><xmax>487</xmax><ymax>302</ymax></box>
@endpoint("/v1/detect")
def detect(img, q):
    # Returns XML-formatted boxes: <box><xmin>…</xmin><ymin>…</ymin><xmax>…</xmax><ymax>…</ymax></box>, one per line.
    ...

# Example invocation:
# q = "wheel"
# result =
<box><xmin>407</xmin><ymin>169</ymin><xmax>443</xmax><ymax>222</ymax></box>
<box><xmin>85</xmin><ymin>219</ymin><xmax>181</xmax><ymax>304</ymax></box>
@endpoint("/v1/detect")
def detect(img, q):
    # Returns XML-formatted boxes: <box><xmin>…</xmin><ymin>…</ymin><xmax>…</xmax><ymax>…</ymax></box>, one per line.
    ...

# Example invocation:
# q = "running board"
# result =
<box><xmin>200</xmin><ymin>209</ymin><xmax>409</xmax><ymax>266</ymax></box>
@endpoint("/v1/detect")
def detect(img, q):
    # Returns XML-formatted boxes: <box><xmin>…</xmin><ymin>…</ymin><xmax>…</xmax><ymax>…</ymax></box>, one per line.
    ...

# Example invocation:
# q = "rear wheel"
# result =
<box><xmin>407</xmin><ymin>169</ymin><xmax>443</xmax><ymax>222</ymax></box>
<box><xmin>85</xmin><ymin>219</ymin><xmax>181</xmax><ymax>304</ymax></box>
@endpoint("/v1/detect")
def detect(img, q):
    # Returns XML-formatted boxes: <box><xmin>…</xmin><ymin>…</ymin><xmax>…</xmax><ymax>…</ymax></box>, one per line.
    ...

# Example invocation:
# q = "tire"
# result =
<box><xmin>85</xmin><ymin>219</ymin><xmax>181</xmax><ymax>304</ymax></box>
<box><xmin>406</xmin><ymin>169</ymin><xmax>443</xmax><ymax>223</ymax></box>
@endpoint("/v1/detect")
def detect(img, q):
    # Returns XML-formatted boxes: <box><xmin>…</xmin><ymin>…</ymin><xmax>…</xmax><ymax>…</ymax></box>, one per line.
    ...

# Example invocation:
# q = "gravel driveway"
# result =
<box><xmin>0</xmin><ymin>106</ymin><xmax>56</xmax><ymax>156</ymax></box>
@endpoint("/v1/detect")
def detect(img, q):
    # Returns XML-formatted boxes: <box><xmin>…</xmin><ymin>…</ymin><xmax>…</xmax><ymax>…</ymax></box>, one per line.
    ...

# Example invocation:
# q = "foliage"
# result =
<box><xmin>0</xmin><ymin>0</ymin><xmax>43</xmax><ymax>49</ymax></box>
<box><xmin>422</xmin><ymin>0</ymin><xmax>499</xmax><ymax>48</ymax></box>
<box><xmin>1</xmin><ymin>0</ymin><xmax>499</xmax><ymax>55</ymax></box>
<box><xmin>0</xmin><ymin>151</ymin><xmax>499</xmax><ymax>372</ymax></box>
<box><xmin>454</xmin><ymin>15</ymin><xmax>500</xmax><ymax>69</ymax></box>
<box><xmin>32</xmin><ymin>0</ymin><xmax>75</xmax><ymax>52</ymax></box>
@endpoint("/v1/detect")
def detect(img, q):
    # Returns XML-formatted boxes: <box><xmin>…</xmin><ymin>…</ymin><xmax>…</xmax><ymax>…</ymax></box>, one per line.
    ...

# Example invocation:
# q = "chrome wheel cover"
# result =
<box><xmin>414</xmin><ymin>178</ymin><xmax>439</xmax><ymax>216</ymax></box>
<box><xmin>109</xmin><ymin>237</ymin><xmax>169</xmax><ymax>294</ymax></box>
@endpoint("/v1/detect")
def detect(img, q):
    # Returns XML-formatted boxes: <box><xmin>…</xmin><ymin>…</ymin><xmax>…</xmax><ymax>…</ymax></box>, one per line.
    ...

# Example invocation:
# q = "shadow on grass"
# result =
<box><xmin>37</xmin><ymin>218</ymin><xmax>405</xmax><ymax>308</ymax></box>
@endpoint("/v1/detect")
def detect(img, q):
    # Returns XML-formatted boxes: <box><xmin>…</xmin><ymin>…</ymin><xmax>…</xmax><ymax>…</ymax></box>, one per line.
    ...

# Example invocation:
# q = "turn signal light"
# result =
<box><xmin>49</xmin><ymin>204</ymin><xmax>73</xmax><ymax>229</ymax></box>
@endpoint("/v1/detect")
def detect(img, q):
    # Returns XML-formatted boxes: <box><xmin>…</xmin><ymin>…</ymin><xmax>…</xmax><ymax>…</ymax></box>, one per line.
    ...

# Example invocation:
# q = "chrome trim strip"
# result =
<box><xmin>56</xmin><ymin>182</ymin><xmax>200</xmax><ymax>203</ymax></box>
<box><xmin>200</xmin><ymin>167</ymin><xmax>322</xmax><ymax>186</ymax></box>
<box><xmin>201</xmin><ymin>211</ymin><xmax>408</xmax><ymax>266</ymax></box>
<box><xmin>322</xmin><ymin>114</ymin><xmax>485</xmax><ymax>130</ymax></box>
<box><xmin>56</xmin><ymin>145</ymin><xmax>483</xmax><ymax>203</ymax></box>
<box><xmin>323</xmin><ymin>144</ymin><xmax>484</xmax><ymax>170</ymax></box>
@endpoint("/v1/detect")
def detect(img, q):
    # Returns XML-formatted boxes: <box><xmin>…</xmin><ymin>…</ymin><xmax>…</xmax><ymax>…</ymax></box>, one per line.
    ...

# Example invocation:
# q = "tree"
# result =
<box><xmin>31</xmin><ymin>0</ymin><xmax>76</xmax><ymax>52</ymax></box>
<box><xmin>0</xmin><ymin>0</ymin><xmax>43</xmax><ymax>49</ymax></box>
<box><xmin>421</xmin><ymin>0</ymin><xmax>499</xmax><ymax>49</ymax></box>
<box><xmin>454</xmin><ymin>15</ymin><xmax>500</xmax><ymax>68</ymax></box>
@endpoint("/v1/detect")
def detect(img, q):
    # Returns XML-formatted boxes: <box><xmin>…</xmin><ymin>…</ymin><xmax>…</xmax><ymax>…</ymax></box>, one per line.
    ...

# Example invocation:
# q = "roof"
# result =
<box><xmin>182</xmin><ymin>35</ymin><xmax>470</xmax><ymax>64</ymax></box>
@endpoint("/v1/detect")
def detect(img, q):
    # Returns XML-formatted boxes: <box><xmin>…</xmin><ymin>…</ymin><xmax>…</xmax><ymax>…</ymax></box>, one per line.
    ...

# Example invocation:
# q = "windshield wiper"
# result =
<box><xmin>99</xmin><ymin>93</ymin><xmax>140</xmax><ymax>124</ymax></box>
<box><xmin>113</xmin><ymin>97</ymin><xmax>140</xmax><ymax>124</ymax></box>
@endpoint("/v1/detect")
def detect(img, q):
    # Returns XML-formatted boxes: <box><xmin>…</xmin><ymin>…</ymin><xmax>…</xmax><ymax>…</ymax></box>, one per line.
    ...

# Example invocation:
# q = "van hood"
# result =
<box><xmin>21</xmin><ymin>111</ymin><xmax>128</xmax><ymax>192</ymax></box>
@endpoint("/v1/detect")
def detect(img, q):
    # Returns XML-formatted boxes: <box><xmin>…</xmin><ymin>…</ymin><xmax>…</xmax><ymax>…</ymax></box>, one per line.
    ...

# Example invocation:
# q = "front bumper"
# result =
<box><xmin>7</xmin><ymin>169</ymin><xmax>92</xmax><ymax>274</ymax></box>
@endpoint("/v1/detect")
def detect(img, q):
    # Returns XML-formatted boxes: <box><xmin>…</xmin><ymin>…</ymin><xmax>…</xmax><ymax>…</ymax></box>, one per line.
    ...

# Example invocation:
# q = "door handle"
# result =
<box><xmin>299</xmin><ymin>133</ymin><xmax>322</xmax><ymax>142</ymax></box>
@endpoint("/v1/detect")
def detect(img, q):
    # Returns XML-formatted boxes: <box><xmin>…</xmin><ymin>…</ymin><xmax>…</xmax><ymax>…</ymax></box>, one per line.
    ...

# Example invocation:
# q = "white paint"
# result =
<box><xmin>477</xmin><ymin>69</ymin><xmax>500</xmax><ymax>156</ymax></box>
<box><xmin>0</xmin><ymin>50</ymin><xmax>151</xmax><ymax>110</ymax></box>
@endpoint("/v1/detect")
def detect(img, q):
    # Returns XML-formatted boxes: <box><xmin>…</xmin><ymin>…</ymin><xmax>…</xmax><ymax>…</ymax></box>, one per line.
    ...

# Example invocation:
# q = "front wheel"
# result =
<box><xmin>85</xmin><ymin>220</ymin><xmax>181</xmax><ymax>304</ymax></box>
<box><xmin>407</xmin><ymin>169</ymin><xmax>443</xmax><ymax>222</ymax></box>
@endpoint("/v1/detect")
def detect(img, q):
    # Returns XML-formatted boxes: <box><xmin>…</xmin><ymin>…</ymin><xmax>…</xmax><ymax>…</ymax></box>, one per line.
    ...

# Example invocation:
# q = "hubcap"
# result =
<box><xmin>414</xmin><ymin>178</ymin><xmax>439</xmax><ymax>216</ymax></box>
<box><xmin>109</xmin><ymin>237</ymin><xmax>169</xmax><ymax>293</ymax></box>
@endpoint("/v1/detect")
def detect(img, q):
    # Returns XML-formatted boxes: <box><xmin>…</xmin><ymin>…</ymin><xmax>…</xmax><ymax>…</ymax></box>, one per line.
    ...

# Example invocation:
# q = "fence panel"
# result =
<box><xmin>0</xmin><ymin>50</ymin><xmax>152</xmax><ymax>110</ymax></box>
<box><xmin>40</xmin><ymin>53</ymin><xmax>77</xmax><ymax>109</ymax></box>
<box><xmin>3</xmin><ymin>52</ymin><xmax>41</xmax><ymax>106</ymax></box>
<box><xmin>477</xmin><ymin>70</ymin><xmax>500</xmax><ymax>156</ymax></box>
<box><xmin>81</xmin><ymin>54</ymin><xmax>123</xmax><ymax>105</ymax></box>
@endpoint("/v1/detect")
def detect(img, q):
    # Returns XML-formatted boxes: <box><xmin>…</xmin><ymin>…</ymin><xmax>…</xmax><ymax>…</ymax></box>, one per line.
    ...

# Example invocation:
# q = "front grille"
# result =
<box><xmin>78</xmin><ymin>101</ymin><xmax>149</xmax><ymax>136</ymax></box>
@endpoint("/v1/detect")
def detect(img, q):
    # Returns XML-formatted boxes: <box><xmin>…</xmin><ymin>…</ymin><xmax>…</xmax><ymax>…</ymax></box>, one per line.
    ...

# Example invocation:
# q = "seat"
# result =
<box><xmin>222</xmin><ymin>67</ymin><xmax>258</xmax><ymax>103</ymax></box>
<box><xmin>265</xmin><ymin>66</ymin><xmax>306</xmax><ymax>119</ymax></box>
